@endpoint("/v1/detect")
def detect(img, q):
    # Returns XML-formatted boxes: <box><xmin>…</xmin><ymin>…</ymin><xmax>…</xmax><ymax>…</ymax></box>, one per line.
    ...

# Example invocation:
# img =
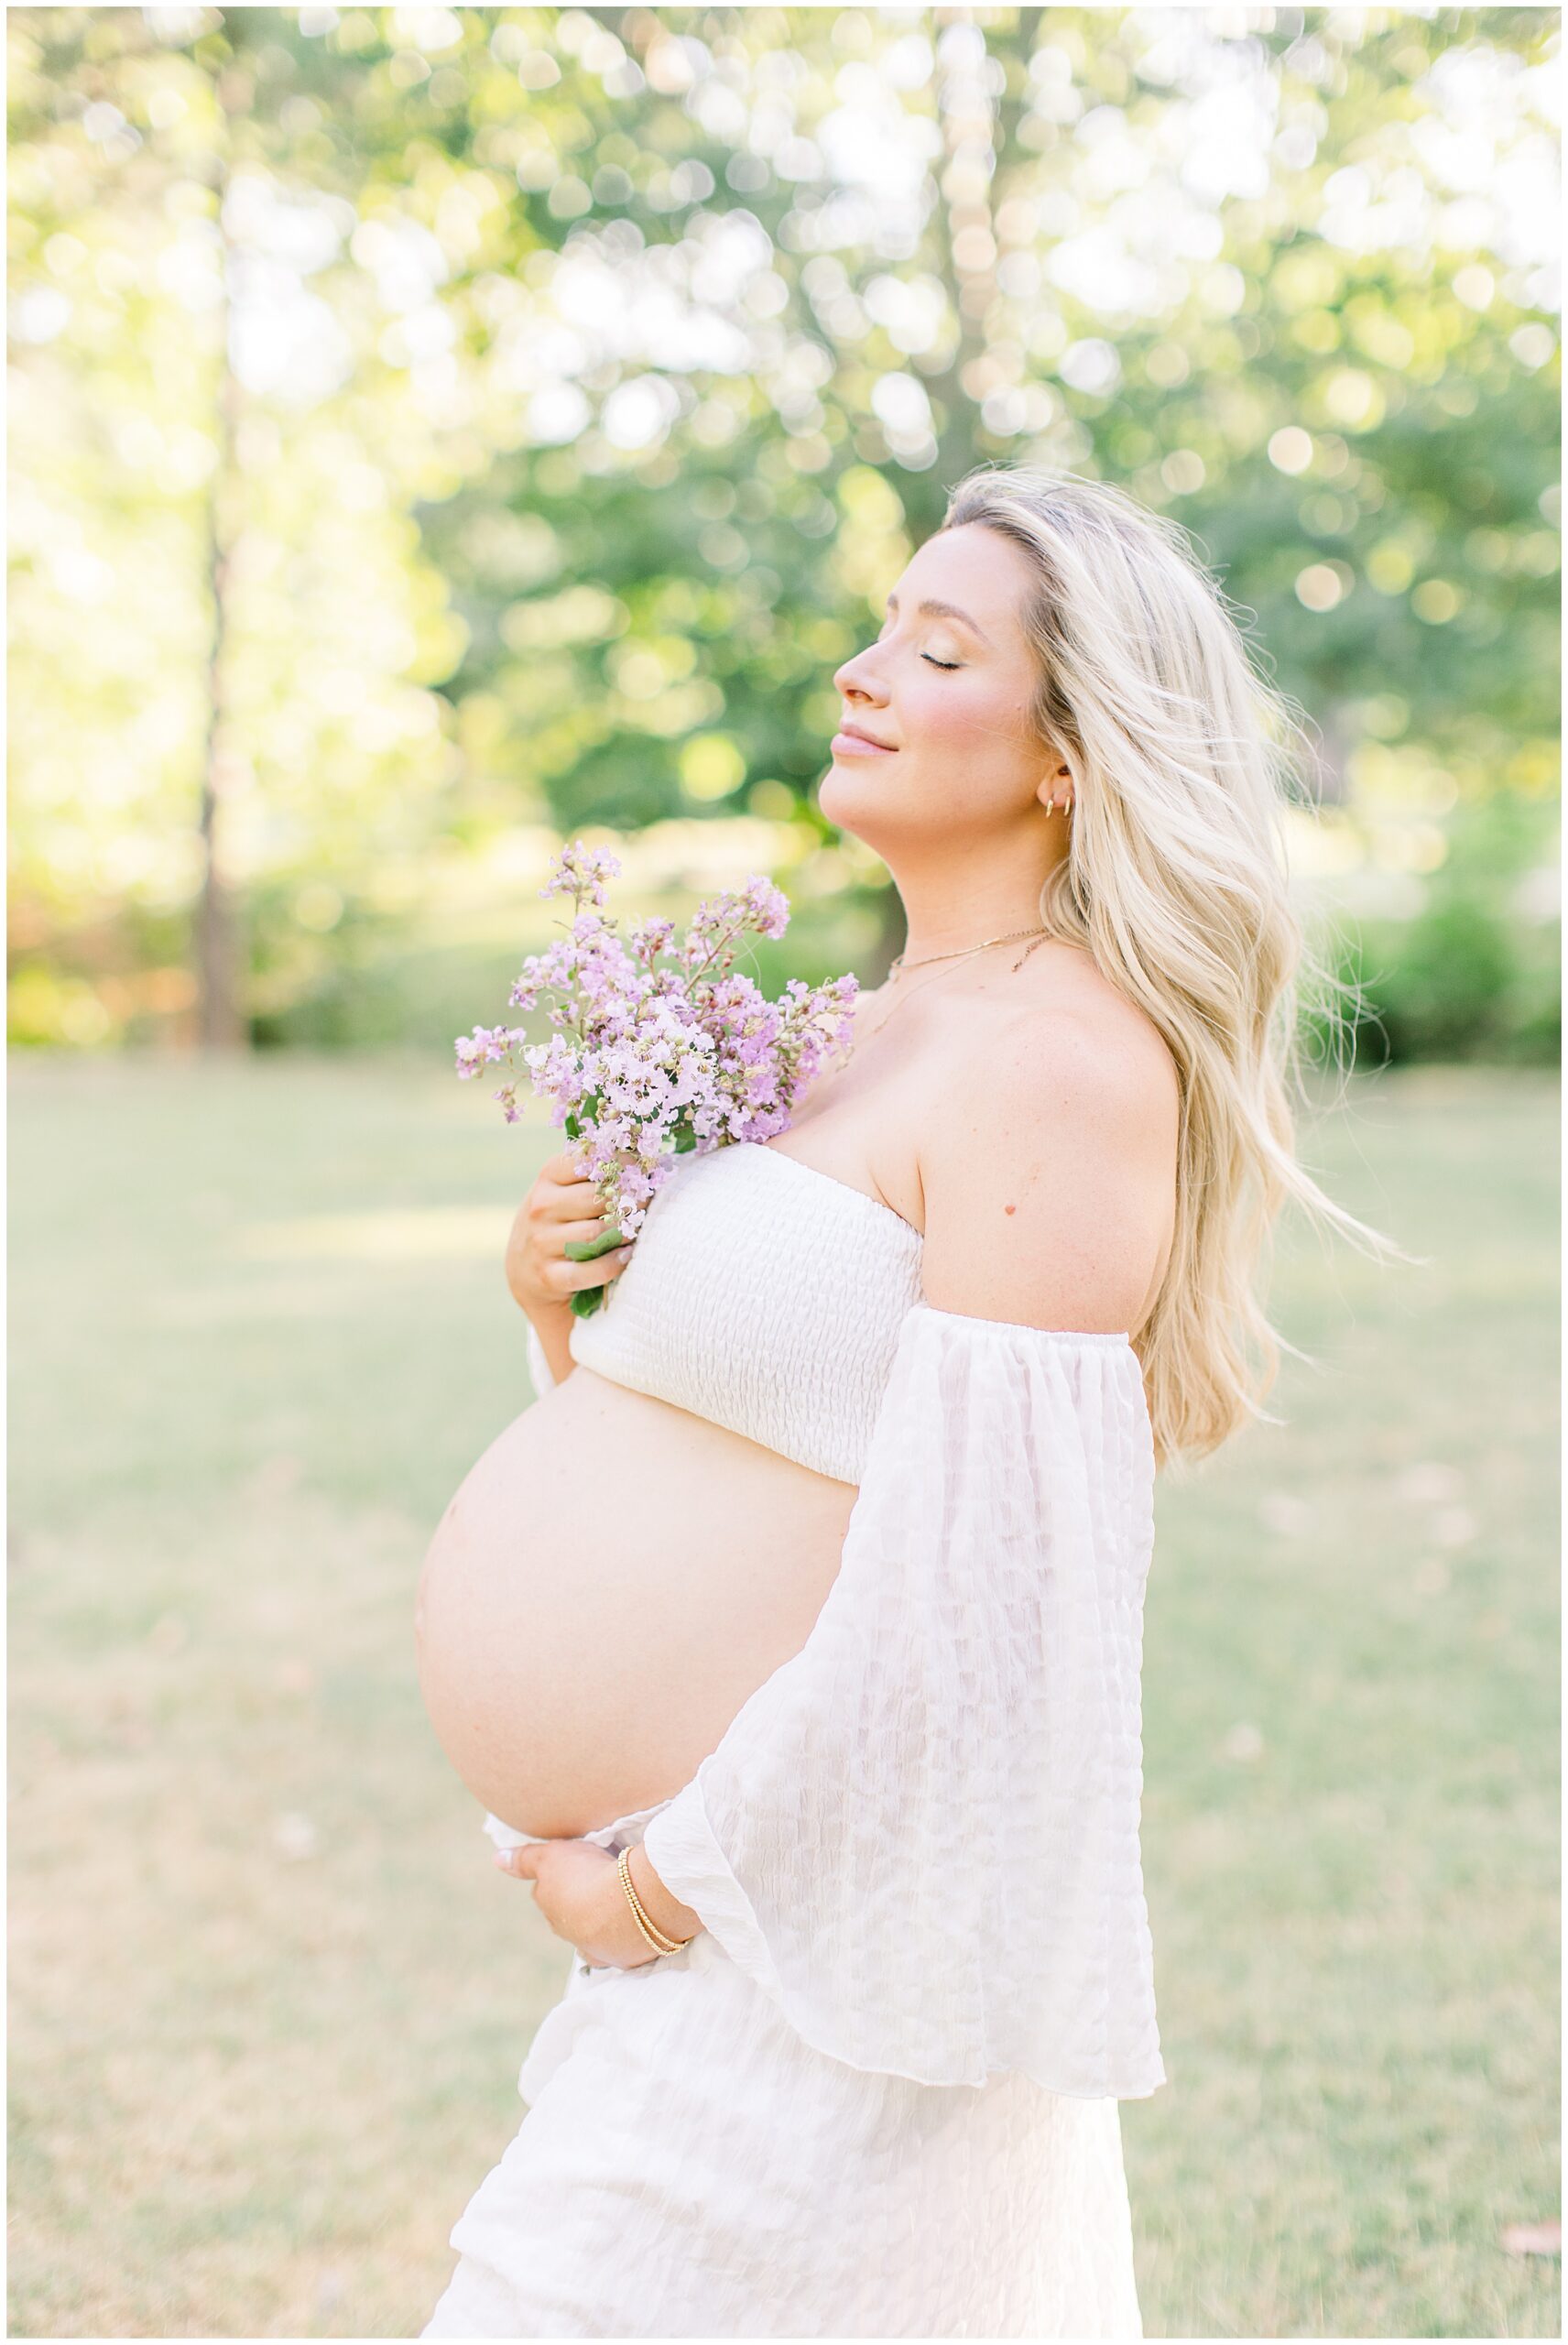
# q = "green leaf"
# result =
<box><xmin>563</xmin><ymin>1227</ymin><xmax>626</xmax><ymax>1261</ymax></box>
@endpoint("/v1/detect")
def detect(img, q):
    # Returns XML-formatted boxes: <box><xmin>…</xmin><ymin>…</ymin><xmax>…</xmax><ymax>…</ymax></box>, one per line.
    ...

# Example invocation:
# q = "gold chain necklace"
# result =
<box><xmin>887</xmin><ymin>923</ymin><xmax>1051</xmax><ymax>980</ymax></box>
<box><xmin>846</xmin><ymin>925</ymin><xmax>1051</xmax><ymax>1060</ymax></box>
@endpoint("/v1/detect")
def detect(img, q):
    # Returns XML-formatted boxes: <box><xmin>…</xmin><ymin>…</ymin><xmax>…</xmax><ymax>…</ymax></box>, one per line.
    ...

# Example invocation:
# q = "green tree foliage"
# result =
<box><xmin>7</xmin><ymin>5</ymin><xmax>1559</xmax><ymax>1050</ymax></box>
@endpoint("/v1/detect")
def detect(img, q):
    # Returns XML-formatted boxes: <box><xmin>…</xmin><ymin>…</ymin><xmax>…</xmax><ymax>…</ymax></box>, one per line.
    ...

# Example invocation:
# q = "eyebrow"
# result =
<box><xmin>885</xmin><ymin>592</ymin><xmax>993</xmax><ymax>648</ymax></box>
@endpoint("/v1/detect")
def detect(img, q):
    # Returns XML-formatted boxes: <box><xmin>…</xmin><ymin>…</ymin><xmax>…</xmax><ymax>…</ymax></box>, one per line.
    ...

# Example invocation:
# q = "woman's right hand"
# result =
<box><xmin>505</xmin><ymin>1148</ymin><xmax>635</xmax><ymax>1317</ymax></box>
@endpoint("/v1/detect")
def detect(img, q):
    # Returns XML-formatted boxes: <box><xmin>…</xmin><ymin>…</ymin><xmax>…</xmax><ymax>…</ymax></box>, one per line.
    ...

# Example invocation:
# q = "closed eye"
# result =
<box><xmin>873</xmin><ymin>621</ymin><xmax>961</xmax><ymax>671</ymax></box>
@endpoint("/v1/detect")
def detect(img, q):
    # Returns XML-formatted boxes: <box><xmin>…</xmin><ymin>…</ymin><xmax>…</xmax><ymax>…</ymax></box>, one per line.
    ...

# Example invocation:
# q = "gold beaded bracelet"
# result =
<box><xmin>617</xmin><ymin>1845</ymin><xmax>695</xmax><ymax>1956</ymax></box>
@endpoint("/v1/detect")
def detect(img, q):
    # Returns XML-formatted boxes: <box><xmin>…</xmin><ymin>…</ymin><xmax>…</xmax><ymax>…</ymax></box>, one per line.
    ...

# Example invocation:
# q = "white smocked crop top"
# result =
<box><xmin>563</xmin><ymin>1140</ymin><xmax>925</xmax><ymax>1484</ymax></box>
<box><xmin>517</xmin><ymin>1131</ymin><xmax>1166</xmax><ymax>2102</ymax></box>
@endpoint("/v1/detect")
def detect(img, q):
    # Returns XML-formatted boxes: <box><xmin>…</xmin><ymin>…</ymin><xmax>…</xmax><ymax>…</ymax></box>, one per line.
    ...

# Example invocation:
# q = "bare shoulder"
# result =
<box><xmin>917</xmin><ymin>946</ymin><xmax>1180</xmax><ymax>1336</ymax></box>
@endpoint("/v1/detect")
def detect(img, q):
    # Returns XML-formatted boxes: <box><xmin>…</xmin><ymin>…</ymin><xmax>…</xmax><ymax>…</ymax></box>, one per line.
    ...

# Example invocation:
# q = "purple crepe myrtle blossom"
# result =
<box><xmin>455</xmin><ymin>841</ymin><xmax>859</xmax><ymax>1316</ymax></box>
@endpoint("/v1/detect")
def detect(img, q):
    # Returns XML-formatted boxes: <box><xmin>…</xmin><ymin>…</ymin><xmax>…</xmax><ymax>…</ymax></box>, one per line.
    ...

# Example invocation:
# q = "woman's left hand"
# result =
<box><xmin>494</xmin><ymin>1838</ymin><xmax>666</xmax><ymax>1970</ymax></box>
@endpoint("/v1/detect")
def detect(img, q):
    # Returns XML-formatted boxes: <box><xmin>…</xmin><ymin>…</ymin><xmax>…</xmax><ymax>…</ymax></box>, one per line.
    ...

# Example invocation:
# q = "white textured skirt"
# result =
<box><xmin>421</xmin><ymin>1795</ymin><xmax>1144</xmax><ymax>2340</ymax></box>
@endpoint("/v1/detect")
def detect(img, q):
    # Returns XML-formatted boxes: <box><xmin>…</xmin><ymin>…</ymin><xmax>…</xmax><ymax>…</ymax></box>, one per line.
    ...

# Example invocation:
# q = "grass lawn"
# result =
<box><xmin>8</xmin><ymin>1053</ymin><xmax>1560</xmax><ymax>2339</ymax></box>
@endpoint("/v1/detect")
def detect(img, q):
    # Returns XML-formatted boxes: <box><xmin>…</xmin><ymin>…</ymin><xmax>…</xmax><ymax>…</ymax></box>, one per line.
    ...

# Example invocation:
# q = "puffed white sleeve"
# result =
<box><xmin>639</xmin><ymin>1299</ymin><xmax>1166</xmax><ymax>2100</ymax></box>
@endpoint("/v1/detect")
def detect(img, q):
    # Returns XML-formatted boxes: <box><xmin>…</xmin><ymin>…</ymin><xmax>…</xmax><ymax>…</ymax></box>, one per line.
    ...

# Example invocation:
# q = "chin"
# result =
<box><xmin>819</xmin><ymin>758</ymin><xmax>937</xmax><ymax>864</ymax></box>
<box><xmin>817</xmin><ymin>759</ymin><xmax>891</xmax><ymax>845</ymax></box>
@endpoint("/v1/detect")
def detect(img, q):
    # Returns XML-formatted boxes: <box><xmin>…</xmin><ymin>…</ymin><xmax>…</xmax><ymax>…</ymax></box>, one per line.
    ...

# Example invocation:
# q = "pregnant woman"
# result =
<box><xmin>415</xmin><ymin>465</ymin><xmax>1397</xmax><ymax>2337</ymax></box>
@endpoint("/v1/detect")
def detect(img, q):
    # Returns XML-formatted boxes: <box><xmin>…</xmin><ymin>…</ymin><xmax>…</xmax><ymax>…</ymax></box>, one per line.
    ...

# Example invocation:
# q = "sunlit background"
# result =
<box><xmin>7</xmin><ymin>2</ymin><xmax>1560</xmax><ymax>1057</ymax></box>
<box><xmin>8</xmin><ymin>9</ymin><xmax>1561</xmax><ymax>2340</ymax></box>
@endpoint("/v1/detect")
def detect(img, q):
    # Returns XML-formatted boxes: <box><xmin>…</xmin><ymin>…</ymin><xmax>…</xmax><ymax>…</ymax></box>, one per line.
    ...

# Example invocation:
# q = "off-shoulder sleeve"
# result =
<box><xmin>639</xmin><ymin>1299</ymin><xmax>1166</xmax><ymax>2100</ymax></box>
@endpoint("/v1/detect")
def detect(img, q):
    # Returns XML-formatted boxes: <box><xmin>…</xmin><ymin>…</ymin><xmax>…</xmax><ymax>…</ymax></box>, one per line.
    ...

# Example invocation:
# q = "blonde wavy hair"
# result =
<box><xmin>938</xmin><ymin>464</ymin><xmax>1418</xmax><ymax>1477</ymax></box>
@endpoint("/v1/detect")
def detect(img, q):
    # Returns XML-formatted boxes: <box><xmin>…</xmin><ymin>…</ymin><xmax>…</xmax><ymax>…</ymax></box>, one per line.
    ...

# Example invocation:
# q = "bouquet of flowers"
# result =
<box><xmin>456</xmin><ymin>840</ymin><xmax>859</xmax><ymax>1316</ymax></box>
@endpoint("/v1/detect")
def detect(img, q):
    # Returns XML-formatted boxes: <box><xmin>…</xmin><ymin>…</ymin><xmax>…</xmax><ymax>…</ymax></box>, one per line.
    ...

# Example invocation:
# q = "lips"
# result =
<box><xmin>833</xmin><ymin>725</ymin><xmax>898</xmax><ymax>756</ymax></box>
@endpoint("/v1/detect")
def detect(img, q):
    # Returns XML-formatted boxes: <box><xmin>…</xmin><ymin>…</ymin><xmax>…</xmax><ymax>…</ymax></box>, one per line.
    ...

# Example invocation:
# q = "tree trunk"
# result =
<box><xmin>916</xmin><ymin>5</ymin><xmax>1044</xmax><ymax>529</ymax></box>
<box><xmin>195</xmin><ymin>68</ymin><xmax>245</xmax><ymax>1051</ymax></box>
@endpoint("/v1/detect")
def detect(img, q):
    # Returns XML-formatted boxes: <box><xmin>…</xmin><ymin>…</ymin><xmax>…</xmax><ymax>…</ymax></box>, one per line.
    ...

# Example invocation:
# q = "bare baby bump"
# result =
<box><xmin>415</xmin><ymin>1364</ymin><xmax>859</xmax><ymax>1838</ymax></box>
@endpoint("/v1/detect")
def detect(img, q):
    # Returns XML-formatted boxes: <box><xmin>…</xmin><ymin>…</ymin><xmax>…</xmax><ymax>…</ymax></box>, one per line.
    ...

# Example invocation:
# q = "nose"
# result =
<box><xmin>833</xmin><ymin>640</ymin><xmax>888</xmax><ymax>704</ymax></box>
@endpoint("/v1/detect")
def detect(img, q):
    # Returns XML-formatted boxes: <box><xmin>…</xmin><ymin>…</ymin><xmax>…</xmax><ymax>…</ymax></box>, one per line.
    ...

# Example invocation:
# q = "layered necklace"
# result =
<box><xmin>848</xmin><ymin>922</ymin><xmax>1052</xmax><ymax>1057</ymax></box>
<box><xmin>887</xmin><ymin>922</ymin><xmax>1051</xmax><ymax>982</ymax></box>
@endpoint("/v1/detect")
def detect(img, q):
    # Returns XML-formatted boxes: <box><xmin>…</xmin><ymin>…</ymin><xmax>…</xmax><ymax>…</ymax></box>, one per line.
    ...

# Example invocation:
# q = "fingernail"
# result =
<box><xmin>616</xmin><ymin>1247</ymin><xmax>634</xmax><ymax>1263</ymax></box>
<box><xmin>493</xmin><ymin>1849</ymin><xmax>514</xmax><ymax>1871</ymax></box>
